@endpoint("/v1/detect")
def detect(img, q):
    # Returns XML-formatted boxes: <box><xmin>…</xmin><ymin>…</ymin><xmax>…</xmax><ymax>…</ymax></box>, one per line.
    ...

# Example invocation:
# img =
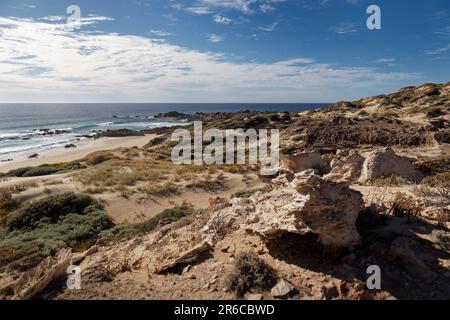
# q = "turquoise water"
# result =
<box><xmin>0</xmin><ymin>103</ymin><xmax>328</xmax><ymax>159</ymax></box>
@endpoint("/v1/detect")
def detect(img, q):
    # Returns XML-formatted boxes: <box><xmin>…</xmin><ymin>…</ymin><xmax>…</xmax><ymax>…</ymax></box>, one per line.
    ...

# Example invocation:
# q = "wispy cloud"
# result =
<box><xmin>374</xmin><ymin>58</ymin><xmax>396</xmax><ymax>63</ymax></box>
<box><xmin>0</xmin><ymin>16</ymin><xmax>417</xmax><ymax>102</ymax></box>
<box><xmin>259</xmin><ymin>22</ymin><xmax>278</xmax><ymax>32</ymax></box>
<box><xmin>329</xmin><ymin>22</ymin><xmax>359</xmax><ymax>35</ymax></box>
<box><xmin>148</xmin><ymin>29</ymin><xmax>174</xmax><ymax>37</ymax></box>
<box><xmin>207</xmin><ymin>33</ymin><xmax>224</xmax><ymax>42</ymax></box>
<box><xmin>213</xmin><ymin>15</ymin><xmax>233</xmax><ymax>25</ymax></box>
<box><xmin>425</xmin><ymin>44</ymin><xmax>450</xmax><ymax>55</ymax></box>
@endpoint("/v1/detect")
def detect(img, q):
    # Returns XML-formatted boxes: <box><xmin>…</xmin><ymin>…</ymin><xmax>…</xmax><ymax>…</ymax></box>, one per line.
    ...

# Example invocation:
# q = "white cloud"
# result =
<box><xmin>0</xmin><ymin>16</ymin><xmax>417</xmax><ymax>102</ymax></box>
<box><xmin>185</xmin><ymin>6</ymin><xmax>213</xmax><ymax>15</ymax></box>
<box><xmin>148</xmin><ymin>29</ymin><xmax>174</xmax><ymax>37</ymax></box>
<box><xmin>330</xmin><ymin>22</ymin><xmax>358</xmax><ymax>34</ymax></box>
<box><xmin>213</xmin><ymin>15</ymin><xmax>233</xmax><ymax>25</ymax></box>
<box><xmin>259</xmin><ymin>22</ymin><xmax>278</xmax><ymax>32</ymax></box>
<box><xmin>374</xmin><ymin>58</ymin><xmax>396</xmax><ymax>63</ymax></box>
<box><xmin>425</xmin><ymin>44</ymin><xmax>450</xmax><ymax>55</ymax></box>
<box><xmin>207</xmin><ymin>34</ymin><xmax>224</xmax><ymax>42</ymax></box>
<box><xmin>259</xmin><ymin>4</ymin><xmax>276</xmax><ymax>13</ymax></box>
<box><xmin>197</xmin><ymin>0</ymin><xmax>257</xmax><ymax>14</ymax></box>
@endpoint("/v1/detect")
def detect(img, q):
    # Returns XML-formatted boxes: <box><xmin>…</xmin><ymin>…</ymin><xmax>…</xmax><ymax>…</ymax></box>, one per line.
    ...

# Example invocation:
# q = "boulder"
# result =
<box><xmin>359</xmin><ymin>147</ymin><xmax>423</xmax><ymax>183</ymax></box>
<box><xmin>206</xmin><ymin>170</ymin><xmax>363</xmax><ymax>250</ymax></box>
<box><xmin>281</xmin><ymin>152</ymin><xmax>330</xmax><ymax>174</ymax></box>
<box><xmin>325</xmin><ymin>150</ymin><xmax>365</xmax><ymax>183</ymax></box>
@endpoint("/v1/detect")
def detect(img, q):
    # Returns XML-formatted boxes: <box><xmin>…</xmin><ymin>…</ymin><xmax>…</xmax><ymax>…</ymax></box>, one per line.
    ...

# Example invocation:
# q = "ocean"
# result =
<box><xmin>0</xmin><ymin>103</ymin><xmax>328</xmax><ymax>160</ymax></box>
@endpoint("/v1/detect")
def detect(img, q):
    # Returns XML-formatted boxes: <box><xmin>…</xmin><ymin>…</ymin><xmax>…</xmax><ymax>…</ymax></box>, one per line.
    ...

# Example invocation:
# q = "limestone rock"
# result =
<box><xmin>359</xmin><ymin>147</ymin><xmax>423</xmax><ymax>183</ymax></box>
<box><xmin>282</xmin><ymin>152</ymin><xmax>330</xmax><ymax>174</ymax></box>
<box><xmin>207</xmin><ymin>170</ymin><xmax>363</xmax><ymax>250</ymax></box>
<box><xmin>325</xmin><ymin>150</ymin><xmax>365</xmax><ymax>183</ymax></box>
<box><xmin>271</xmin><ymin>279</ymin><xmax>295</xmax><ymax>298</ymax></box>
<box><xmin>12</xmin><ymin>248</ymin><xmax>72</xmax><ymax>300</ymax></box>
<box><xmin>245</xmin><ymin>293</ymin><xmax>264</xmax><ymax>300</ymax></box>
<box><xmin>155</xmin><ymin>239</ymin><xmax>213</xmax><ymax>274</ymax></box>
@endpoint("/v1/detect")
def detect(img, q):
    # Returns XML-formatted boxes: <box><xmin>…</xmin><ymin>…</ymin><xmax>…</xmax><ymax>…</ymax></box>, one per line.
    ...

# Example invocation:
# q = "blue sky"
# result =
<box><xmin>0</xmin><ymin>0</ymin><xmax>448</xmax><ymax>102</ymax></box>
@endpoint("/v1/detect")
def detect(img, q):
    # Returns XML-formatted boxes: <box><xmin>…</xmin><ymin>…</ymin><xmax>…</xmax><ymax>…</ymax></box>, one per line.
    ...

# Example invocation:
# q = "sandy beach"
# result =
<box><xmin>0</xmin><ymin>134</ymin><xmax>155</xmax><ymax>173</ymax></box>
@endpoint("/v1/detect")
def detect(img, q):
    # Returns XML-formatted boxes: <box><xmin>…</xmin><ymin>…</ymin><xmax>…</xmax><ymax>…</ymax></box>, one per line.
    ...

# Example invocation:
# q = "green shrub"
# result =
<box><xmin>100</xmin><ymin>203</ymin><xmax>195</xmax><ymax>242</ymax></box>
<box><xmin>99</xmin><ymin>224</ymin><xmax>141</xmax><ymax>241</ymax></box>
<box><xmin>231</xmin><ymin>188</ymin><xmax>264</xmax><ymax>199</ymax></box>
<box><xmin>7</xmin><ymin>192</ymin><xmax>101</xmax><ymax>230</ymax></box>
<box><xmin>0</xmin><ymin>189</ymin><xmax>20</xmax><ymax>212</ymax></box>
<box><xmin>226</xmin><ymin>251</ymin><xmax>277</xmax><ymax>297</ymax></box>
<box><xmin>137</xmin><ymin>202</ymin><xmax>195</xmax><ymax>233</ymax></box>
<box><xmin>0</xmin><ymin>193</ymin><xmax>113</xmax><ymax>271</ymax></box>
<box><xmin>4</xmin><ymin>162</ymin><xmax>83</xmax><ymax>177</ymax></box>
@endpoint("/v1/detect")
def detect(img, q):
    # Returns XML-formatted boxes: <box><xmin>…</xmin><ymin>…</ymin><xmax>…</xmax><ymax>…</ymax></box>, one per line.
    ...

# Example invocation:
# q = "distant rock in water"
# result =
<box><xmin>155</xmin><ymin>111</ymin><xmax>193</xmax><ymax>121</ymax></box>
<box><xmin>94</xmin><ymin>129</ymin><xmax>145</xmax><ymax>138</ymax></box>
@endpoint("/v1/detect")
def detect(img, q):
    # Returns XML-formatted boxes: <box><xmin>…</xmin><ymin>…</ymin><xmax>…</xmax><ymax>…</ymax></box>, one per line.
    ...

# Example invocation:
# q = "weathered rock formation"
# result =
<box><xmin>325</xmin><ymin>150</ymin><xmax>365</xmax><ymax>183</ymax></box>
<box><xmin>205</xmin><ymin>170</ymin><xmax>363</xmax><ymax>250</ymax></box>
<box><xmin>359</xmin><ymin>147</ymin><xmax>423</xmax><ymax>183</ymax></box>
<box><xmin>281</xmin><ymin>152</ymin><xmax>330</xmax><ymax>174</ymax></box>
<box><xmin>11</xmin><ymin>248</ymin><xmax>72</xmax><ymax>300</ymax></box>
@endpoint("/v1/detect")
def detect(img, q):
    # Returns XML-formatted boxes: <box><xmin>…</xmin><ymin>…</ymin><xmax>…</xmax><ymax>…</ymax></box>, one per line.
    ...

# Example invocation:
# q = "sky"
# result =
<box><xmin>0</xmin><ymin>0</ymin><xmax>449</xmax><ymax>103</ymax></box>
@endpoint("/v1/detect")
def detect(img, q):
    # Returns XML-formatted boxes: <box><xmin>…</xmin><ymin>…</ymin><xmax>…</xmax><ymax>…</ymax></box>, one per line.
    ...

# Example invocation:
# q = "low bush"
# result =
<box><xmin>423</xmin><ymin>172</ymin><xmax>450</xmax><ymax>197</ymax></box>
<box><xmin>388</xmin><ymin>192</ymin><xmax>421</xmax><ymax>220</ymax></box>
<box><xmin>415</xmin><ymin>156</ymin><xmax>450</xmax><ymax>175</ymax></box>
<box><xmin>4</xmin><ymin>162</ymin><xmax>83</xmax><ymax>177</ymax></box>
<box><xmin>226</xmin><ymin>251</ymin><xmax>277</xmax><ymax>297</ymax></box>
<box><xmin>137</xmin><ymin>202</ymin><xmax>195</xmax><ymax>233</ymax></box>
<box><xmin>100</xmin><ymin>203</ymin><xmax>195</xmax><ymax>241</ymax></box>
<box><xmin>231</xmin><ymin>188</ymin><xmax>264</xmax><ymax>199</ymax></box>
<box><xmin>0</xmin><ymin>189</ymin><xmax>20</xmax><ymax>213</ymax></box>
<box><xmin>0</xmin><ymin>193</ymin><xmax>113</xmax><ymax>271</ymax></box>
<box><xmin>7</xmin><ymin>192</ymin><xmax>101</xmax><ymax>230</ymax></box>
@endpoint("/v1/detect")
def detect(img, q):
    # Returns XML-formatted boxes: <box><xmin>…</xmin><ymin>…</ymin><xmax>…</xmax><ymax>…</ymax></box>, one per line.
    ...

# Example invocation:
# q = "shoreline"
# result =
<box><xmin>0</xmin><ymin>134</ymin><xmax>155</xmax><ymax>173</ymax></box>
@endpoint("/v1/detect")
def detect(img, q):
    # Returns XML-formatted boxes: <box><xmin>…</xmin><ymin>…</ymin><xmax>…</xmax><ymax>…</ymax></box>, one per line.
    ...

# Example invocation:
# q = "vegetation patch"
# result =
<box><xmin>2</xmin><ymin>161</ymin><xmax>83</xmax><ymax>178</ymax></box>
<box><xmin>0</xmin><ymin>193</ymin><xmax>113</xmax><ymax>271</ymax></box>
<box><xmin>231</xmin><ymin>188</ymin><xmax>265</xmax><ymax>199</ymax></box>
<box><xmin>100</xmin><ymin>203</ymin><xmax>195</xmax><ymax>242</ymax></box>
<box><xmin>423</xmin><ymin>172</ymin><xmax>450</xmax><ymax>197</ymax></box>
<box><xmin>226</xmin><ymin>251</ymin><xmax>277</xmax><ymax>297</ymax></box>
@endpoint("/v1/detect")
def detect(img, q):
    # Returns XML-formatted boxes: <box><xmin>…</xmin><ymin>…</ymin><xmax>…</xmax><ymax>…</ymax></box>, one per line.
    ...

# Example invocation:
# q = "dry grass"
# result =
<box><xmin>388</xmin><ymin>192</ymin><xmax>422</xmax><ymax>221</ymax></box>
<box><xmin>0</xmin><ymin>189</ymin><xmax>20</xmax><ymax>213</ymax></box>
<box><xmin>186</xmin><ymin>173</ymin><xmax>228</xmax><ymax>193</ymax></box>
<box><xmin>423</xmin><ymin>172</ymin><xmax>450</xmax><ymax>198</ymax></box>
<box><xmin>371</xmin><ymin>175</ymin><xmax>407</xmax><ymax>187</ymax></box>
<box><xmin>226</xmin><ymin>251</ymin><xmax>278</xmax><ymax>297</ymax></box>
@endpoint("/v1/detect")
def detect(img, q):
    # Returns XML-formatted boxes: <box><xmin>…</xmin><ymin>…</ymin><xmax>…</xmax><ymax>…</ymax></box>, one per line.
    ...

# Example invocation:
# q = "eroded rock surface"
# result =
<box><xmin>359</xmin><ymin>147</ymin><xmax>423</xmax><ymax>183</ymax></box>
<box><xmin>205</xmin><ymin>170</ymin><xmax>363</xmax><ymax>250</ymax></box>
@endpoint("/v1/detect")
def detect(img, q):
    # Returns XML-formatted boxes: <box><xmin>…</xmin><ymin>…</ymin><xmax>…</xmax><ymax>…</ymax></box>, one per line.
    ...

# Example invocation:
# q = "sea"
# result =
<box><xmin>0</xmin><ymin>103</ymin><xmax>329</xmax><ymax>160</ymax></box>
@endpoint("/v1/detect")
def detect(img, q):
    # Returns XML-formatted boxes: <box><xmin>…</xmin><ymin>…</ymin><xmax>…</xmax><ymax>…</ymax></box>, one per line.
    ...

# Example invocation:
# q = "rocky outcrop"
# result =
<box><xmin>281</xmin><ymin>152</ymin><xmax>330</xmax><ymax>174</ymax></box>
<box><xmin>205</xmin><ymin>170</ymin><xmax>363</xmax><ymax>250</ymax></box>
<box><xmin>155</xmin><ymin>238</ymin><xmax>213</xmax><ymax>274</ymax></box>
<box><xmin>325</xmin><ymin>150</ymin><xmax>365</xmax><ymax>183</ymax></box>
<box><xmin>12</xmin><ymin>248</ymin><xmax>73</xmax><ymax>300</ymax></box>
<box><xmin>359</xmin><ymin>147</ymin><xmax>423</xmax><ymax>183</ymax></box>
